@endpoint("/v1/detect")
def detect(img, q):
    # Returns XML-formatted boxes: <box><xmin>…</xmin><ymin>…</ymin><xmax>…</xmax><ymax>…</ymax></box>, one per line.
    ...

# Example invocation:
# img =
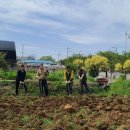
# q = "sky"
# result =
<box><xmin>0</xmin><ymin>0</ymin><xmax>130</xmax><ymax>60</ymax></box>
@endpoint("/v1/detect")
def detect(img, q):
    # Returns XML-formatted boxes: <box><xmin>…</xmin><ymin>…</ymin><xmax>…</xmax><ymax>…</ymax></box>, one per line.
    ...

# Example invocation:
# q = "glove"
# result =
<box><xmin>20</xmin><ymin>81</ymin><xmax>24</xmax><ymax>84</ymax></box>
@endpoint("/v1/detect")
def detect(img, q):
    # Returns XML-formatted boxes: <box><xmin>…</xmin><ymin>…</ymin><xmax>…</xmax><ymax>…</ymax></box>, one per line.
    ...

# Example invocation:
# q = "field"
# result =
<box><xmin>1</xmin><ymin>93</ymin><xmax>130</xmax><ymax>130</ymax></box>
<box><xmin>1</xmin><ymin>71</ymin><xmax>130</xmax><ymax>130</ymax></box>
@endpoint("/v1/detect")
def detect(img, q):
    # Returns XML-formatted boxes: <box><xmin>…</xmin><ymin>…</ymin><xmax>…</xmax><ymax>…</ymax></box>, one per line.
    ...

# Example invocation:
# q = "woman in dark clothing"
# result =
<box><xmin>16</xmin><ymin>64</ymin><xmax>28</xmax><ymax>96</ymax></box>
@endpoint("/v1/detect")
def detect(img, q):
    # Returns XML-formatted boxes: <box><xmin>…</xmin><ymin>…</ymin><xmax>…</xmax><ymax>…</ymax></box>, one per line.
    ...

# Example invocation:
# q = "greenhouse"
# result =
<box><xmin>0</xmin><ymin>40</ymin><xmax>16</xmax><ymax>67</ymax></box>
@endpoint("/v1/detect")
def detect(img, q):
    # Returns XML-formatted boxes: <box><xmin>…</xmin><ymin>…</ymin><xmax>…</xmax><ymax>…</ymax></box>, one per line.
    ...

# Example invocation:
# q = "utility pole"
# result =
<box><xmin>67</xmin><ymin>47</ymin><xmax>70</xmax><ymax>59</ymax></box>
<box><xmin>22</xmin><ymin>44</ymin><xmax>24</xmax><ymax>61</ymax></box>
<box><xmin>125</xmin><ymin>32</ymin><xmax>127</xmax><ymax>58</ymax></box>
<box><xmin>112</xmin><ymin>47</ymin><xmax>117</xmax><ymax>53</ymax></box>
<box><xmin>57</xmin><ymin>53</ymin><xmax>61</xmax><ymax>62</ymax></box>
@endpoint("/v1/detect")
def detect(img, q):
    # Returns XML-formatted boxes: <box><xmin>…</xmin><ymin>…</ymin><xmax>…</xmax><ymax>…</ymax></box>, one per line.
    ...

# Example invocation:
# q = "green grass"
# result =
<box><xmin>0</xmin><ymin>70</ymin><xmax>35</xmax><ymax>80</ymax></box>
<box><xmin>47</xmin><ymin>70</ymin><xmax>64</xmax><ymax>81</ymax></box>
<box><xmin>107</xmin><ymin>79</ymin><xmax>130</xmax><ymax>96</ymax></box>
<box><xmin>21</xmin><ymin>115</ymin><xmax>30</xmax><ymax>123</ymax></box>
<box><xmin>89</xmin><ymin>77</ymin><xmax>130</xmax><ymax>96</ymax></box>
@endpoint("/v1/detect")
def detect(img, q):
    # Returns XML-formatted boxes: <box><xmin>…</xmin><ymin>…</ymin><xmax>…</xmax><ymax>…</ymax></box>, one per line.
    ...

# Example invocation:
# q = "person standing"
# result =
<box><xmin>64</xmin><ymin>65</ymin><xmax>74</xmax><ymax>95</ymax></box>
<box><xmin>36</xmin><ymin>64</ymin><xmax>49</xmax><ymax>96</ymax></box>
<box><xmin>16</xmin><ymin>64</ymin><xmax>28</xmax><ymax>96</ymax></box>
<box><xmin>78</xmin><ymin>66</ymin><xmax>89</xmax><ymax>94</ymax></box>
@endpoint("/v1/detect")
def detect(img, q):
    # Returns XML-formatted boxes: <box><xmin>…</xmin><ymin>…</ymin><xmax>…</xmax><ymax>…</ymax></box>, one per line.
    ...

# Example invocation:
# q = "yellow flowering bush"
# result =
<box><xmin>85</xmin><ymin>55</ymin><xmax>109</xmax><ymax>71</ymax></box>
<box><xmin>123</xmin><ymin>60</ymin><xmax>130</xmax><ymax>71</ymax></box>
<box><xmin>73</xmin><ymin>59</ymin><xmax>84</xmax><ymax>66</ymax></box>
<box><xmin>115</xmin><ymin>63</ymin><xmax>122</xmax><ymax>72</ymax></box>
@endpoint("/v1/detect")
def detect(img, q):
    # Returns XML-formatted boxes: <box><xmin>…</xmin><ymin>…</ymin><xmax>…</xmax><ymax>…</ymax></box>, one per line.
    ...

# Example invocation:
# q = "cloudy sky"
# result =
<box><xmin>0</xmin><ymin>0</ymin><xmax>130</xmax><ymax>60</ymax></box>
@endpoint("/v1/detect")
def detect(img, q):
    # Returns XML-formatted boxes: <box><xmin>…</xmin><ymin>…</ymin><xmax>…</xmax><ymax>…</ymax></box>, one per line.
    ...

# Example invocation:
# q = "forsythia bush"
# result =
<box><xmin>85</xmin><ymin>55</ymin><xmax>109</xmax><ymax>71</ymax></box>
<box><xmin>73</xmin><ymin>59</ymin><xmax>84</xmax><ymax>66</ymax></box>
<box><xmin>84</xmin><ymin>58</ymin><xmax>91</xmax><ymax>70</ymax></box>
<box><xmin>123</xmin><ymin>60</ymin><xmax>130</xmax><ymax>71</ymax></box>
<box><xmin>115</xmin><ymin>63</ymin><xmax>122</xmax><ymax>72</ymax></box>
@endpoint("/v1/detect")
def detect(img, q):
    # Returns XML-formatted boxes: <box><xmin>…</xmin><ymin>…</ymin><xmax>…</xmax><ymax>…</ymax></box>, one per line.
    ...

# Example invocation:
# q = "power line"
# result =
<box><xmin>16</xmin><ymin>44</ymin><xmax>66</xmax><ymax>50</ymax></box>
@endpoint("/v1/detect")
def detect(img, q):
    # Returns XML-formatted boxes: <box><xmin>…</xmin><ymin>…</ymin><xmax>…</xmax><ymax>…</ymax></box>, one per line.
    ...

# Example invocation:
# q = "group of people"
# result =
<box><xmin>16</xmin><ymin>64</ymin><xmax>89</xmax><ymax>96</ymax></box>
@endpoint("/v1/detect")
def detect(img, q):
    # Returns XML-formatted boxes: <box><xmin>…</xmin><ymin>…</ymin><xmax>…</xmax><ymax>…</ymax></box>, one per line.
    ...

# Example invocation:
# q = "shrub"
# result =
<box><xmin>47</xmin><ymin>70</ymin><xmax>64</xmax><ymax>81</ymax></box>
<box><xmin>0</xmin><ymin>71</ymin><xmax>16</xmax><ymax>80</ymax></box>
<box><xmin>108</xmin><ymin>80</ymin><xmax>130</xmax><ymax>96</ymax></box>
<box><xmin>0</xmin><ymin>70</ymin><xmax>34</xmax><ymax>80</ymax></box>
<box><xmin>51</xmin><ymin>81</ymin><xmax>65</xmax><ymax>91</ymax></box>
<box><xmin>0</xmin><ymin>52</ymin><xmax>8</xmax><ymax>71</ymax></box>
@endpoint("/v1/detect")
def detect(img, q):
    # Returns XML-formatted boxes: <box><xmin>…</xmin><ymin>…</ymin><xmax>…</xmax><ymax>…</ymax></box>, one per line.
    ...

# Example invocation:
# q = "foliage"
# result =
<box><xmin>47</xmin><ymin>70</ymin><xmax>64</xmax><ymax>81</ymax></box>
<box><xmin>108</xmin><ymin>79</ymin><xmax>130</xmax><ymax>96</ymax></box>
<box><xmin>0</xmin><ymin>71</ymin><xmax>16</xmax><ymax>80</ymax></box>
<box><xmin>117</xmin><ymin>74</ymin><xmax>126</xmax><ymax>81</ymax></box>
<box><xmin>60</xmin><ymin>54</ymin><xmax>86</xmax><ymax>66</ymax></box>
<box><xmin>123</xmin><ymin>59</ymin><xmax>130</xmax><ymax>71</ymax></box>
<box><xmin>51</xmin><ymin>81</ymin><xmax>65</xmax><ymax>92</ymax></box>
<box><xmin>39</xmin><ymin>56</ymin><xmax>55</xmax><ymax>62</ymax></box>
<box><xmin>84</xmin><ymin>55</ymin><xmax>109</xmax><ymax>77</ymax></box>
<box><xmin>84</xmin><ymin>58</ymin><xmax>91</xmax><ymax>70</ymax></box>
<box><xmin>0</xmin><ymin>70</ymin><xmax>35</xmax><ymax>80</ymax></box>
<box><xmin>73</xmin><ymin>59</ymin><xmax>84</xmax><ymax>66</ymax></box>
<box><xmin>115</xmin><ymin>63</ymin><xmax>123</xmax><ymax>72</ymax></box>
<box><xmin>0</xmin><ymin>52</ymin><xmax>8</xmax><ymax>70</ymax></box>
<box><xmin>98</xmin><ymin>51</ymin><xmax>124</xmax><ymax>71</ymax></box>
<box><xmin>91</xmin><ymin>55</ymin><xmax>109</xmax><ymax>69</ymax></box>
<box><xmin>87</xmin><ymin>76</ymin><xmax>95</xmax><ymax>82</ymax></box>
<box><xmin>88</xmin><ymin>66</ymin><xmax>98</xmax><ymax>77</ymax></box>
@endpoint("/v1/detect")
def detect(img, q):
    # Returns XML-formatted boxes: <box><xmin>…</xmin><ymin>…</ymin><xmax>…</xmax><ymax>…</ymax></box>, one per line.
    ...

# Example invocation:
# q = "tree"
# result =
<box><xmin>60</xmin><ymin>54</ymin><xmax>86</xmax><ymax>65</ymax></box>
<box><xmin>60</xmin><ymin>54</ymin><xmax>86</xmax><ymax>72</ymax></box>
<box><xmin>73</xmin><ymin>59</ymin><xmax>83</xmax><ymax>66</ymax></box>
<box><xmin>115</xmin><ymin>63</ymin><xmax>122</xmax><ymax>72</ymax></box>
<box><xmin>97</xmin><ymin>51</ymin><xmax>121</xmax><ymax>71</ymax></box>
<box><xmin>84</xmin><ymin>55</ymin><xmax>109</xmax><ymax>77</ymax></box>
<box><xmin>39</xmin><ymin>56</ymin><xmax>55</xmax><ymax>62</ymax></box>
<box><xmin>0</xmin><ymin>52</ymin><xmax>8</xmax><ymax>70</ymax></box>
<box><xmin>123</xmin><ymin>60</ymin><xmax>130</xmax><ymax>72</ymax></box>
<box><xmin>84</xmin><ymin>58</ymin><xmax>91</xmax><ymax>70</ymax></box>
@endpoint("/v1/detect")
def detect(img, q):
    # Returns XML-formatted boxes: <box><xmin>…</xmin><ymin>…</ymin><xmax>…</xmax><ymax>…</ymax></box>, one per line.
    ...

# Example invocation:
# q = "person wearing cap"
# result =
<box><xmin>36</xmin><ymin>64</ymin><xmax>49</xmax><ymax>96</ymax></box>
<box><xmin>64</xmin><ymin>65</ymin><xmax>74</xmax><ymax>95</ymax></box>
<box><xmin>78</xmin><ymin>66</ymin><xmax>89</xmax><ymax>94</ymax></box>
<box><xmin>16</xmin><ymin>64</ymin><xmax>28</xmax><ymax>96</ymax></box>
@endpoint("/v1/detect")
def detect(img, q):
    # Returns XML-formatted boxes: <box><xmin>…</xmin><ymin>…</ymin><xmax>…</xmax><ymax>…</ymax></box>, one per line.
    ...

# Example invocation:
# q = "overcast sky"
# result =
<box><xmin>0</xmin><ymin>0</ymin><xmax>130</xmax><ymax>60</ymax></box>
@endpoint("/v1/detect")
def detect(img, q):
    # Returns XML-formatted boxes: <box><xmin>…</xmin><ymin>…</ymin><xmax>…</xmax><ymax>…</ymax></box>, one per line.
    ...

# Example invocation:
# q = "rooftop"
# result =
<box><xmin>0</xmin><ymin>40</ymin><xmax>15</xmax><ymax>51</ymax></box>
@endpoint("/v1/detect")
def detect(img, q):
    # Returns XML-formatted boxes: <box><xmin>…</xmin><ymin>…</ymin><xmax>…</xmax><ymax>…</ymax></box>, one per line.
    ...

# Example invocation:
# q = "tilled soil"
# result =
<box><xmin>0</xmin><ymin>95</ymin><xmax>130</xmax><ymax>130</ymax></box>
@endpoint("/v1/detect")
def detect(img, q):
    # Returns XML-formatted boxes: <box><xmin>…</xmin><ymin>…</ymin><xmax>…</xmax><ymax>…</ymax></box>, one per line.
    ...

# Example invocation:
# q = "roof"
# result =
<box><xmin>20</xmin><ymin>60</ymin><xmax>54</xmax><ymax>64</ymax></box>
<box><xmin>0</xmin><ymin>40</ymin><xmax>15</xmax><ymax>51</ymax></box>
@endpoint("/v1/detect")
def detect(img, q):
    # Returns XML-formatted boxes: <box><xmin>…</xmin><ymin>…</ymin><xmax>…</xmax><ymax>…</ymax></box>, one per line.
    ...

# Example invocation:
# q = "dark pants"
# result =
<box><xmin>66</xmin><ymin>82</ymin><xmax>73</xmax><ymax>95</ymax></box>
<box><xmin>16</xmin><ymin>80</ymin><xmax>28</xmax><ymax>95</ymax></box>
<box><xmin>39</xmin><ymin>79</ymin><xmax>48</xmax><ymax>96</ymax></box>
<box><xmin>80</xmin><ymin>80</ymin><xmax>89</xmax><ymax>94</ymax></box>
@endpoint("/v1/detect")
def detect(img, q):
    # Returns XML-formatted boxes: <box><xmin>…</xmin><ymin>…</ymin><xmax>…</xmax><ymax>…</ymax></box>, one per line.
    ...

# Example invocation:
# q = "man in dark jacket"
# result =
<box><xmin>78</xmin><ymin>66</ymin><xmax>89</xmax><ymax>94</ymax></box>
<box><xmin>16</xmin><ymin>64</ymin><xmax>28</xmax><ymax>96</ymax></box>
